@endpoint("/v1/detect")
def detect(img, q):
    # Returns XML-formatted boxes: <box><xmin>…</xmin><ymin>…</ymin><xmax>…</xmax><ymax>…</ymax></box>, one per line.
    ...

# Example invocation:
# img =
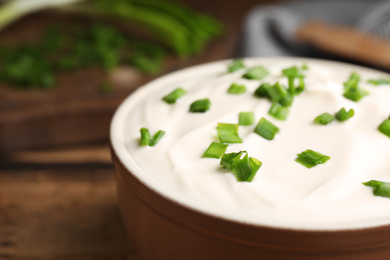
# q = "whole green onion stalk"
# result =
<box><xmin>0</xmin><ymin>0</ymin><xmax>223</xmax><ymax>56</ymax></box>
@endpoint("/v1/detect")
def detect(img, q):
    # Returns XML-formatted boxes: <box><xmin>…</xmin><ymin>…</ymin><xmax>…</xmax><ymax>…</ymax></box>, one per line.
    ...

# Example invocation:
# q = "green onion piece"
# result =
<box><xmin>314</xmin><ymin>113</ymin><xmax>334</xmax><ymax>125</ymax></box>
<box><xmin>228</xmin><ymin>83</ymin><xmax>246</xmax><ymax>94</ymax></box>
<box><xmin>378</xmin><ymin>118</ymin><xmax>390</xmax><ymax>138</ymax></box>
<box><xmin>162</xmin><ymin>88</ymin><xmax>186</xmax><ymax>104</ymax></box>
<box><xmin>254</xmin><ymin>83</ymin><xmax>272</xmax><ymax>98</ymax></box>
<box><xmin>282</xmin><ymin>66</ymin><xmax>303</xmax><ymax>78</ymax></box>
<box><xmin>295</xmin><ymin>77</ymin><xmax>306</xmax><ymax>95</ymax></box>
<box><xmin>228</xmin><ymin>59</ymin><xmax>245</xmax><ymax>73</ymax></box>
<box><xmin>220</xmin><ymin>151</ymin><xmax>262</xmax><ymax>182</ymax></box>
<box><xmin>254</xmin><ymin>117</ymin><xmax>279</xmax><ymax>140</ymax></box>
<box><xmin>242</xmin><ymin>66</ymin><xmax>269</xmax><ymax>80</ymax></box>
<box><xmin>282</xmin><ymin>66</ymin><xmax>305</xmax><ymax>95</ymax></box>
<box><xmin>220</xmin><ymin>151</ymin><xmax>240</xmax><ymax>170</ymax></box>
<box><xmin>335</xmin><ymin>108</ymin><xmax>354</xmax><ymax>122</ymax></box>
<box><xmin>189</xmin><ymin>98</ymin><xmax>210</xmax><ymax>113</ymax></box>
<box><xmin>217</xmin><ymin>123</ymin><xmax>242</xmax><ymax>143</ymax></box>
<box><xmin>295</xmin><ymin>149</ymin><xmax>330</xmax><ymax>168</ymax></box>
<box><xmin>149</xmin><ymin>130</ymin><xmax>165</xmax><ymax>146</ymax></box>
<box><xmin>363</xmin><ymin>180</ymin><xmax>390</xmax><ymax>198</ymax></box>
<box><xmin>343</xmin><ymin>72</ymin><xmax>368</xmax><ymax>102</ymax></box>
<box><xmin>140</xmin><ymin>128</ymin><xmax>150</xmax><ymax>146</ymax></box>
<box><xmin>248</xmin><ymin>157</ymin><xmax>262</xmax><ymax>181</ymax></box>
<box><xmin>239</xmin><ymin>112</ymin><xmax>255</xmax><ymax>126</ymax></box>
<box><xmin>268</xmin><ymin>82</ymin><xmax>288</xmax><ymax>102</ymax></box>
<box><xmin>343</xmin><ymin>85</ymin><xmax>369</xmax><ymax>102</ymax></box>
<box><xmin>367</xmin><ymin>79</ymin><xmax>390</xmax><ymax>85</ymax></box>
<box><xmin>278</xmin><ymin>92</ymin><xmax>294</xmax><ymax>107</ymax></box>
<box><xmin>268</xmin><ymin>102</ymin><xmax>289</xmax><ymax>120</ymax></box>
<box><xmin>344</xmin><ymin>72</ymin><xmax>361</xmax><ymax>88</ymax></box>
<box><xmin>202</xmin><ymin>142</ymin><xmax>228</xmax><ymax>159</ymax></box>
<box><xmin>301</xmin><ymin>63</ymin><xmax>309</xmax><ymax>70</ymax></box>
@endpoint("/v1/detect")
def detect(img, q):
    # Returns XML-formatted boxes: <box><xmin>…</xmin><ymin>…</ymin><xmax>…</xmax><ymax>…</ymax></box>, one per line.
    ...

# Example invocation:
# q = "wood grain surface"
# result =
<box><xmin>0</xmin><ymin>165</ymin><xmax>135</xmax><ymax>260</ymax></box>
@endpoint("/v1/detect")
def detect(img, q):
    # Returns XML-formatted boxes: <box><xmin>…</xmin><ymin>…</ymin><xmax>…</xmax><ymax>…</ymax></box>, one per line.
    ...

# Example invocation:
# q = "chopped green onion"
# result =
<box><xmin>254</xmin><ymin>83</ymin><xmax>272</xmax><ymax>98</ymax></box>
<box><xmin>217</xmin><ymin>123</ymin><xmax>242</xmax><ymax>143</ymax></box>
<box><xmin>254</xmin><ymin>117</ymin><xmax>279</xmax><ymax>140</ymax></box>
<box><xmin>149</xmin><ymin>130</ymin><xmax>165</xmax><ymax>146</ymax></box>
<box><xmin>268</xmin><ymin>102</ymin><xmax>289</xmax><ymax>120</ymax></box>
<box><xmin>282</xmin><ymin>66</ymin><xmax>303</xmax><ymax>78</ymax></box>
<box><xmin>301</xmin><ymin>63</ymin><xmax>309</xmax><ymax>70</ymax></box>
<box><xmin>228</xmin><ymin>59</ymin><xmax>245</xmax><ymax>73</ymax></box>
<box><xmin>163</xmin><ymin>88</ymin><xmax>186</xmax><ymax>104</ymax></box>
<box><xmin>140</xmin><ymin>128</ymin><xmax>150</xmax><ymax>146</ymax></box>
<box><xmin>227</xmin><ymin>83</ymin><xmax>246</xmax><ymax>94</ymax></box>
<box><xmin>363</xmin><ymin>180</ymin><xmax>390</xmax><ymax>198</ymax></box>
<box><xmin>343</xmin><ymin>72</ymin><xmax>368</xmax><ymax>102</ymax></box>
<box><xmin>295</xmin><ymin>149</ymin><xmax>330</xmax><ymax>168</ymax></box>
<box><xmin>282</xmin><ymin>66</ymin><xmax>305</xmax><ymax>95</ymax></box>
<box><xmin>278</xmin><ymin>92</ymin><xmax>294</xmax><ymax>107</ymax></box>
<box><xmin>335</xmin><ymin>108</ymin><xmax>354</xmax><ymax>122</ymax></box>
<box><xmin>367</xmin><ymin>79</ymin><xmax>390</xmax><ymax>85</ymax></box>
<box><xmin>378</xmin><ymin>118</ymin><xmax>390</xmax><ymax>138</ymax></box>
<box><xmin>239</xmin><ymin>112</ymin><xmax>255</xmax><ymax>126</ymax></box>
<box><xmin>220</xmin><ymin>151</ymin><xmax>240</xmax><ymax>170</ymax></box>
<box><xmin>268</xmin><ymin>82</ymin><xmax>288</xmax><ymax>102</ymax></box>
<box><xmin>314</xmin><ymin>113</ymin><xmax>334</xmax><ymax>125</ymax></box>
<box><xmin>344</xmin><ymin>72</ymin><xmax>361</xmax><ymax>88</ymax></box>
<box><xmin>242</xmin><ymin>66</ymin><xmax>269</xmax><ymax>80</ymax></box>
<box><xmin>189</xmin><ymin>98</ymin><xmax>210</xmax><ymax>113</ymax></box>
<box><xmin>343</xmin><ymin>85</ymin><xmax>369</xmax><ymax>102</ymax></box>
<box><xmin>202</xmin><ymin>142</ymin><xmax>228</xmax><ymax>159</ymax></box>
<box><xmin>139</xmin><ymin>128</ymin><xmax>165</xmax><ymax>147</ymax></box>
<box><xmin>294</xmin><ymin>77</ymin><xmax>306</xmax><ymax>95</ymax></box>
<box><xmin>220</xmin><ymin>151</ymin><xmax>262</xmax><ymax>182</ymax></box>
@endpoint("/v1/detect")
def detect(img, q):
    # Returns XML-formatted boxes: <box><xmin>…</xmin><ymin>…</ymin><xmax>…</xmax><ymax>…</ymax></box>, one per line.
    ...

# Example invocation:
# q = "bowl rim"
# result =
<box><xmin>110</xmin><ymin>56</ymin><xmax>390</xmax><ymax>231</ymax></box>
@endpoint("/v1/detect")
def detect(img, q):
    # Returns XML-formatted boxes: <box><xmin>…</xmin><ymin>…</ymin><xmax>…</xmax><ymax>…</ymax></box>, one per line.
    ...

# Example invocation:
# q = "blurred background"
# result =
<box><xmin>0</xmin><ymin>0</ymin><xmax>389</xmax><ymax>259</ymax></box>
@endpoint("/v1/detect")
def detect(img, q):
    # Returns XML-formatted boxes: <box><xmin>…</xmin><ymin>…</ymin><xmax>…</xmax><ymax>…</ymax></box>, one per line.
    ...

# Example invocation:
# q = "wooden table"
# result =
<box><xmin>0</xmin><ymin>0</ymin><xmax>280</xmax><ymax>259</ymax></box>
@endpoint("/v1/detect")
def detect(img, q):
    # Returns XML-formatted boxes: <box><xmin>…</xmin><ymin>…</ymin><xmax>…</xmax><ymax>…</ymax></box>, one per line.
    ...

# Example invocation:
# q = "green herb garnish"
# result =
<box><xmin>217</xmin><ymin>123</ymin><xmax>242</xmax><ymax>143</ymax></box>
<box><xmin>227</xmin><ymin>83</ymin><xmax>246</xmax><ymax>94</ymax></box>
<box><xmin>335</xmin><ymin>108</ymin><xmax>354</xmax><ymax>122</ymax></box>
<box><xmin>140</xmin><ymin>128</ymin><xmax>151</xmax><ymax>146</ymax></box>
<box><xmin>343</xmin><ymin>72</ymin><xmax>369</xmax><ymax>102</ymax></box>
<box><xmin>254</xmin><ymin>117</ymin><xmax>279</xmax><ymax>140</ymax></box>
<box><xmin>282</xmin><ymin>66</ymin><xmax>305</xmax><ymax>95</ymax></box>
<box><xmin>268</xmin><ymin>82</ymin><xmax>288</xmax><ymax>102</ymax></box>
<box><xmin>189</xmin><ymin>99</ymin><xmax>211</xmax><ymax>113</ymax></box>
<box><xmin>268</xmin><ymin>102</ymin><xmax>289</xmax><ymax>120</ymax></box>
<box><xmin>278</xmin><ymin>92</ymin><xmax>294</xmax><ymax>107</ymax></box>
<box><xmin>363</xmin><ymin>180</ymin><xmax>390</xmax><ymax>198</ymax></box>
<box><xmin>239</xmin><ymin>112</ymin><xmax>255</xmax><ymax>126</ymax></box>
<box><xmin>254</xmin><ymin>83</ymin><xmax>272</xmax><ymax>98</ymax></box>
<box><xmin>202</xmin><ymin>142</ymin><xmax>228</xmax><ymax>159</ymax></box>
<box><xmin>367</xmin><ymin>79</ymin><xmax>390</xmax><ymax>86</ymax></box>
<box><xmin>220</xmin><ymin>151</ymin><xmax>262</xmax><ymax>182</ymax></box>
<box><xmin>295</xmin><ymin>149</ymin><xmax>330</xmax><ymax>168</ymax></box>
<box><xmin>163</xmin><ymin>88</ymin><xmax>187</xmax><ymax>104</ymax></box>
<box><xmin>140</xmin><ymin>128</ymin><xmax>165</xmax><ymax>147</ymax></box>
<box><xmin>228</xmin><ymin>59</ymin><xmax>245</xmax><ymax>73</ymax></box>
<box><xmin>242</xmin><ymin>66</ymin><xmax>269</xmax><ymax>80</ymax></box>
<box><xmin>378</xmin><ymin>117</ymin><xmax>390</xmax><ymax>138</ymax></box>
<box><xmin>314</xmin><ymin>113</ymin><xmax>335</xmax><ymax>125</ymax></box>
<box><xmin>149</xmin><ymin>130</ymin><xmax>166</xmax><ymax>147</ymax></box>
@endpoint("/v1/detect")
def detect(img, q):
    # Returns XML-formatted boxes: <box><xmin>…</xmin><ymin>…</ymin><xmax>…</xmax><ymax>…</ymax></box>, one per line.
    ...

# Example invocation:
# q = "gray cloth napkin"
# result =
<box><xmin>241</xmin><ymin>0</ymin><xmax>390</xmax><ymax>66</ymax></box>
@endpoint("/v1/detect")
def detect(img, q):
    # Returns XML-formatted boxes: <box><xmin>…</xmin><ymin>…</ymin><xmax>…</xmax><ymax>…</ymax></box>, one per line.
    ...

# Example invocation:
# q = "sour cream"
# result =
<box><xmin>111</xmin><ymin>58</ymin><xmax>390</xmax><ymax>230</ymax></box>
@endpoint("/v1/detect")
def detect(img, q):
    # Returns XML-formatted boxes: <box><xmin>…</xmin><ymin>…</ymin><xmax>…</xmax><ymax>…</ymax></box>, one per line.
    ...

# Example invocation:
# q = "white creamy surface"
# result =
<box><xmin>111</xmin><ymin>58</ymin><xmax>390</xmax><ymax>230</ymax></box>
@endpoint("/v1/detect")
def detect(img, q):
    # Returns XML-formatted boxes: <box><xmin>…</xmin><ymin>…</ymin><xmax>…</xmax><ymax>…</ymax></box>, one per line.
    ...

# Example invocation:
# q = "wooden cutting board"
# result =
<box><xmin>0</xmin><ymin>10</ymin><xmax>237</xmax><ymax>152</ymax></box>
